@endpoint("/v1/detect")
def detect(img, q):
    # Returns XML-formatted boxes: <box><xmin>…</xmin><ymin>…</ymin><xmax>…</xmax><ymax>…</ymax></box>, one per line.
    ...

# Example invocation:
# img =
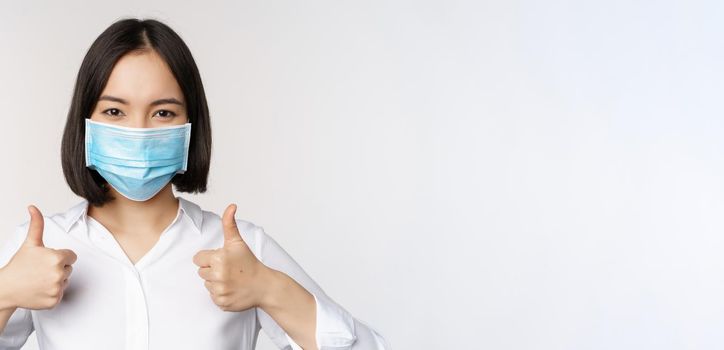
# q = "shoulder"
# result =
<box><xmin>7</xmin><ymin>200</ymin><xmax>82</xmax><ymax>241</ymax></box>
<box><xmin>177</xmin><ymin>196</ymin><xmax>282</xmax><ymax>261</ymax></box>
<box><xmin>200</xmin><ymin>208</ymin><xmax>260</xmax><ymax>235</ymax></box>
<box><xmin>0</xmin><ymin>222</ymin><xmax>26</xmax><ymax>267</ymax></box>
<box><xmin>192</xmin><ymin>201</ymin><xmax>270</xmax><ymax>257</ymax></box>
<box><xmin>1</xmin><ymin>201</ymin><xmax>80</xmax><ymax>265</ymax></box>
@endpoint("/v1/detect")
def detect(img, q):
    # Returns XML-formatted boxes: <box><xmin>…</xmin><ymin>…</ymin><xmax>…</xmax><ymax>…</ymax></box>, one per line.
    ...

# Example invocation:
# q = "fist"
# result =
<box><xmin>2</xmin><ymin>205</ymin><xmax>77</xmax><ymax>310</ymax></box>
<box><xmin>193</xmin><ymin>204</ymin><xmax>273</xmax><ymax>312</ymax></box>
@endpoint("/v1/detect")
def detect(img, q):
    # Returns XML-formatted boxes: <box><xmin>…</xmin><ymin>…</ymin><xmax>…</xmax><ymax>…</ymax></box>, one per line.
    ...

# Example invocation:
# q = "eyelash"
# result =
<box><xmin>102</xmin><ymin>108</ymin><xmax>177</xmax><ymax>118</ymax></box>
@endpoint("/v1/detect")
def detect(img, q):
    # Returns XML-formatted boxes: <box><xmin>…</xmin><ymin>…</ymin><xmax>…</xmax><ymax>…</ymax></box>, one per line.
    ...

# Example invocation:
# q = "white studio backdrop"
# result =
<box><xmin>1</xmin><ymin>0</ymin><xmax>723</xmax><ymax>349</ymax></box>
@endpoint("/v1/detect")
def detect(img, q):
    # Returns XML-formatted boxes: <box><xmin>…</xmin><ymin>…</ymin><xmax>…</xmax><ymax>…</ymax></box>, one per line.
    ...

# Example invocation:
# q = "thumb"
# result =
<box><xmin>24</xmin><ymin>205</ymin><xmax>45</xmax><ymax>247</ymax></box>
<box><xmin>222</xmin><ymin>203</ymin><xmax>243</xmax><ymax>245</ymax></box>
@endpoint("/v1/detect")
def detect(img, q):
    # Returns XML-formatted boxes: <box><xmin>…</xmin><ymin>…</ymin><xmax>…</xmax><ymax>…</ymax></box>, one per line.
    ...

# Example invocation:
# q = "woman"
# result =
<box><xmin>0</xmin><ymin>18</ymin><xmax>387</xmax><ymax>350</ymax></box>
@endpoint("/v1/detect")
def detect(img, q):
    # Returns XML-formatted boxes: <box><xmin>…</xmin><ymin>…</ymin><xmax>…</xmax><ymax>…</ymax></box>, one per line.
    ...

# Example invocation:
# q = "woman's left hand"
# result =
<box><xmin>192</xmin><ymin>204</ymin><xmax>274</xmax><ymax>312</ymax></box>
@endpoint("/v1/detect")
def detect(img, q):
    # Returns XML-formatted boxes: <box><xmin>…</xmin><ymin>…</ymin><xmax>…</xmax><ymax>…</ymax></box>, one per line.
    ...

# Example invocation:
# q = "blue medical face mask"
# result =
<box><xmin>84</xmin><ymin>118</ymin><xmax>192</xmax><ymax>201</ymax></box>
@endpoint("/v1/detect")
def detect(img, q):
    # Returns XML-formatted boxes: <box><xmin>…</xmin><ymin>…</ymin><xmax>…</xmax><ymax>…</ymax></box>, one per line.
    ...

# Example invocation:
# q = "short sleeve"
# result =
<box><xmin>251</xmin><ymin>225</ymin><xmax>389</xmax><ymax>350</ymax></box>
<box><xmin>0</xmin><ymin>223</ymin><xmax>35</xmax><ymax>350</ymax></box>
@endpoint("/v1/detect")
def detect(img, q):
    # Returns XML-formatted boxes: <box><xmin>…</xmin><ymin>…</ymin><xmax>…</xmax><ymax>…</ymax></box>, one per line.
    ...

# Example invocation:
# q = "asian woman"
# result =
<box><xmin>0</xmin><ymin>18</ymin><xmax>387</xmax><ymax>350</ymax></box>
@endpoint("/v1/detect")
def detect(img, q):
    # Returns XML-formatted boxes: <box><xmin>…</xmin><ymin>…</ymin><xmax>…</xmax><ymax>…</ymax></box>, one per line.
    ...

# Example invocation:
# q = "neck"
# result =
<box><xmin>87</xmin><ymin>183</ymin><xmax>180</xmax><ymax>236</ymax></box>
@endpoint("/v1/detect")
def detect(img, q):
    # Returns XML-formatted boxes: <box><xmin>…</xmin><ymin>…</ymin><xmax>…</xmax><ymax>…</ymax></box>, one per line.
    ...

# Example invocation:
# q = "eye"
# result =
<box><xmin>154</xmin><ymin>110</ymin><xmax>177</xmax><ymax>118</ymax></box>
<box><xmin>102</xmin><ymin>108</ymin><xmax>124</xmax><ymax>117</ymax></box>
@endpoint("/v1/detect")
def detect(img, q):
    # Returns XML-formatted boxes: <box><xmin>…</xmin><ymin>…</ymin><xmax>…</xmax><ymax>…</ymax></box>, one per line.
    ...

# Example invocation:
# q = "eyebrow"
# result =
<box><xmin>98</xmin><ymin>95</ymin><xmax>184</xmax><ymax>107</ymax></box>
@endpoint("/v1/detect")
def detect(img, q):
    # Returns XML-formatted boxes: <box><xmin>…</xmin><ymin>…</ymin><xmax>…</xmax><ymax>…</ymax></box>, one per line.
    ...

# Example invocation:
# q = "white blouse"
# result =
<box><xmin>0</xmin><ymin>196</ymin><xmax>388</xmax><ymax>350</ymax></box>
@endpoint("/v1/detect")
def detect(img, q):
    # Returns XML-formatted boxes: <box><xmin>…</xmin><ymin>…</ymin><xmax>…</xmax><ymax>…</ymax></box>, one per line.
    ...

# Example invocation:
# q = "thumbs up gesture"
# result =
<box><xmin>193</xmin><ymin>204</ymin><xmax>275</xmax><ymax>312</ymax></box>
<box><xmin>1</xmin><ymin>205</ymin><xmax>77</xmax><ymax>310</ymax></box>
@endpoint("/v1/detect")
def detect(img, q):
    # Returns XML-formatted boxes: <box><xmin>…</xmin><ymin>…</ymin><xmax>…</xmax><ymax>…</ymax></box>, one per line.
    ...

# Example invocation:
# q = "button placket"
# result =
<box><xmin>124</xmin><ymin>267</ymin><xmax>149</xmax><ymax>350</ymax></box>
<box><xmin>82</xmin><ymin>202</ymin><xmax>185</xmax><ymax>350</ymax></box>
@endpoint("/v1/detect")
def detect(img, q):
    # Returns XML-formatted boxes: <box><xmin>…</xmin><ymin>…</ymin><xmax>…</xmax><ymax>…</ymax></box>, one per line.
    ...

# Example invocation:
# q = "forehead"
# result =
<box><xmin>101</xmin><ymin>49</ymin><xmax>183</xmax><ymax>102</ymax></box>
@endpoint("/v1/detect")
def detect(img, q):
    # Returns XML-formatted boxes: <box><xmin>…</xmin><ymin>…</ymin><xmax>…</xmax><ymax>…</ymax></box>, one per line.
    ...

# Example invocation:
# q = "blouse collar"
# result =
<box><xmin>54</xmin><ymin>195</ymin><xmax>204</xmax><ymax>234</ymax></box>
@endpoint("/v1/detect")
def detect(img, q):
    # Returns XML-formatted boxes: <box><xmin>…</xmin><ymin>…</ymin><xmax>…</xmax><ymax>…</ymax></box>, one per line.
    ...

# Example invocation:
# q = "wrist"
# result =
<box><xmin>0</xmin><ymin>267</ymin><xmax>18</xmax><ymax>311</ymax></box>
<box><xmin>258</xmin><ymin>267</ymin><xmax>288</xmax><ymax>311</ymax></box>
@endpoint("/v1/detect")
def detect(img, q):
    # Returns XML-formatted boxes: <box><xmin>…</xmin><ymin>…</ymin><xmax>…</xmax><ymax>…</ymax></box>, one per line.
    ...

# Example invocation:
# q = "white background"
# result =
<box><xmin>1</xmin><ymin>0</ymin><xmax>723</xmax><ymax>349</ymax></box>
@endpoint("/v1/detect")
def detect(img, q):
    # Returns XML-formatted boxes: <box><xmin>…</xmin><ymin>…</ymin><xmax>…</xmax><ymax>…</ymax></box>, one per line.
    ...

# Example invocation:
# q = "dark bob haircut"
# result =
<box><xmin>61</xmin><ymin>18</ymin><xmax>211</xmax><ymax>207</ymax></box>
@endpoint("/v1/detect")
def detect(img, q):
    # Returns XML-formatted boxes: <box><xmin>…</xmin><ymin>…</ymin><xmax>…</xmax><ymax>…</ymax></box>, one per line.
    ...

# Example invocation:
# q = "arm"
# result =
<box><xmin>0</xmin><ymin>225</ymin><xmax>35</xmax><ymax>349</ymax></box>
<box><xmin>0</xmin><ymin>305</ymin><xmax>33</xmax><ymax>350</ymax></box>
<box><xmin>0</xmin><ymin>268</ymin><xmax>18</xmax><ymax>333</ymax></box>
<box><xmin>0</xmin><ymin>226</ymin><xmax>24</xmax><ymax>336</ymax></box>
<box><xmin>0</xmin><ymin>309</ymin><xmax>16</xmax><ymax>336</ymax></box>
<box><xmin>259</xmin><ymin>268</ymin><xmax>318</xmax><ymax>349</ymax></box>
<box><xmin>252</xmin><ymin>224</ymin><xmax>389</xmax><ymax>350</ymax></box>
<box><xmin>195</xmin><ymin>214</ymin><xmax>389</xmax><ymax>349</ymax></box>
<box><xmin>0</xmin><ymin>207</ymin><xmax>73</xmax><ymax>349</ymax></box>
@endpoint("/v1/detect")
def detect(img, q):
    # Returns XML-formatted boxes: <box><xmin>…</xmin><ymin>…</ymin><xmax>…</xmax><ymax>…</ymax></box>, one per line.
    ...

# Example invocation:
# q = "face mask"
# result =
<box><xmin>84</xmin><ymin>118</ymin><xmax>192</xmax><ymax>201</ymax></box>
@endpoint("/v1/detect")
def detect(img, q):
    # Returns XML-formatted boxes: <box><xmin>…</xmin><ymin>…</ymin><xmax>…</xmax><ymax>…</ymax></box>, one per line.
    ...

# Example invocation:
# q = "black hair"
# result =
<box><xmin>61</xmin><ymin>18</ymin><xmax>211</xmax><ymax>206</ymax></box>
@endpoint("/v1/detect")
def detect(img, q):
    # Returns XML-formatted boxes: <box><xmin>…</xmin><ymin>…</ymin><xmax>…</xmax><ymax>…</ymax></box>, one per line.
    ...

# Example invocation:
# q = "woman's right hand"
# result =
<box><xmin>0</xmin><ymin>205</ymin><xmax>77</xmax><ymax>310</ymax></box>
